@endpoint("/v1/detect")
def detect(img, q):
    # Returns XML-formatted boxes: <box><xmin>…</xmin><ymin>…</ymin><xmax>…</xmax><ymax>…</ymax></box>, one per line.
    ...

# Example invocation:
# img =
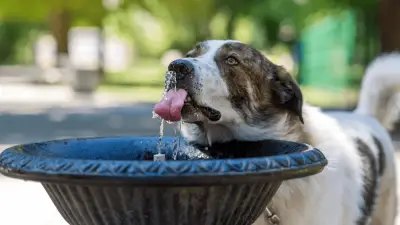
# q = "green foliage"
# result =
<box><xmin>0</xmin><ymin>0</ymin><xmax>105</xmax><ymax>25</ymax></box>
<box><xmin>213</xmin><ymin>0</ymin><xmax>377</xmax><ymax>45</ymax></box>
<box><xmin>0</xmin><ymin>22</ymin><xmax>46</xmax><ymax>64</ymax></box>
<box><xmin>0</xmin><ymin>0</ymin><xmax>379</xmax><ymax>63</ymax></box>
<box><xmin>135</xmin><ymin>0</ymin><xmax>217</xmax><ymax>51</ymax></box>
<box><xmin>104</xmin><ymin>0</ymin><xmax>218</xmax><ymax>56</ymax></box>
<box><xmin>0</xmin><ymin>0</ymin><xmax>106</xmax><ymax>64</ymax></box>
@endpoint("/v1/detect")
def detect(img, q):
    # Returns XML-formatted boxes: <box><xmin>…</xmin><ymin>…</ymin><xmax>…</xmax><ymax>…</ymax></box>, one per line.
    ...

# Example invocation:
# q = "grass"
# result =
<box><xmin>100</xmin><ymin>59</ymin><xmax>360</xmax><ymax>108</ymax></box>
<box><xmin>302</xmin><ymin>86</ymin><xmax>359</xmax><ymax>108</ymax></box>
<box><xmin>100</xmin><ymin>84</ymin><xmax>360</xmax><ymax>108</ymax></box>
<box><xmin>99</xmin><ymin>85</ymin><xmax>164</xmax><ymax>102</ymax></box>
<box><xmin>100</xmin><ymin>59</ymin><xmax>165</xmax><ymax>102</ymax></box>
<box><xmin>104</xmin><ymin>59</ymin><xmax>165</xmax><ymax>87</ymax></box>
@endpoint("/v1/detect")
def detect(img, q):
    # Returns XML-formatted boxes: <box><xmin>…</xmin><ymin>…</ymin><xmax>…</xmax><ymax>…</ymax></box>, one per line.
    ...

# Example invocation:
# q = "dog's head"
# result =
<box><xmin>161</xmin><ymin>40</ymin><xmax>304</xmax><ymax>145</ymax></box>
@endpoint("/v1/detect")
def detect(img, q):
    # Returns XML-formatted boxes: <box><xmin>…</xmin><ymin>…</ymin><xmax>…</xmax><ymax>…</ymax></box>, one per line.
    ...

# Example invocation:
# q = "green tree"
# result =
<box><xmin>0</xmin><ymin>0</ymin><xmax>105</xmax><ymax>63</ymax></box>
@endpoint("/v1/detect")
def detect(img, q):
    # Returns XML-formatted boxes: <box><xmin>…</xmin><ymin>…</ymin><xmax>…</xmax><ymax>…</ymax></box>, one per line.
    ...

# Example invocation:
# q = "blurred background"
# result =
<box><xmin>0</xmin><ymin>0</ymin><xmax>399</xmax><ymax>224</ymax></box>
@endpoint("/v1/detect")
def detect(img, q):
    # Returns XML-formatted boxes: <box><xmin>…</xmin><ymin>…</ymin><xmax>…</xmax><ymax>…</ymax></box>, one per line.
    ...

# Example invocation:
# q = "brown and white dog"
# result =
<box><xmin>154</xmin><ymin>40</ymin><xmax>399</xmax><ymax>225</ymax></box>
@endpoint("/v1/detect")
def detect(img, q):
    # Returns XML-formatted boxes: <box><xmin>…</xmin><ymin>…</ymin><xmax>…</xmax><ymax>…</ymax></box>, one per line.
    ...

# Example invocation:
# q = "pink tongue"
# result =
<box><xmin>153</xmin><ymin>89</ymin><xmax>188</xmax><ymax>121</ymax></box>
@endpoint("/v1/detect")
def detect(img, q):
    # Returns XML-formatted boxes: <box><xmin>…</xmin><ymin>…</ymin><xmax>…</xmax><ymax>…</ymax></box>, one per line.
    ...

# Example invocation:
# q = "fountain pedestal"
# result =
<box><xmin>0</xmin><ymin>137</ymin><xmax>327</xmax><ymax>225</ymax></box>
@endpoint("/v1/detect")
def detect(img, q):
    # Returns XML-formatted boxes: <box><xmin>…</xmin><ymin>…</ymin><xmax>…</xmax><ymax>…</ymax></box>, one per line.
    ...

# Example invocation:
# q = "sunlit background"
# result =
<box><xmin>0</xmin><ymin>0</ymin><xmax>399</xmax><ymax>224</ymax></box>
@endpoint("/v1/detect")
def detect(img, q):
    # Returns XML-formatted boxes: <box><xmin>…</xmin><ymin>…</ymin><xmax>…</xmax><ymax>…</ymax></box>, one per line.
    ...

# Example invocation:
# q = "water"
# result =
<box><xmin>172</xmin><ymin>121</ymin><xmax>183</xmax><ymax>160</ymax></box>
<box><xmin>153</xmin><ymin>71</ymin><xmax>181</xmax><ymax>157</ymax></box>
<box><xmin>168</xmin><ymin>73</ymin><xmax>182</xmax><ymax>156</ymax></box>
<box><xmin>156</xmin><ymin>119</ymin><xmax>165</xmax><ymax>155</ymax></box>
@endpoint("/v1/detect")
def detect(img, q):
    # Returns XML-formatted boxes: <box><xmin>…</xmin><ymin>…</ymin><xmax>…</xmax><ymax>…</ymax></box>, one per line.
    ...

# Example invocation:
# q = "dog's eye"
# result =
<box><xmin>226</xmin><ymin>57</ymin><xmax>239</xmax><ymax>65</ymax></box>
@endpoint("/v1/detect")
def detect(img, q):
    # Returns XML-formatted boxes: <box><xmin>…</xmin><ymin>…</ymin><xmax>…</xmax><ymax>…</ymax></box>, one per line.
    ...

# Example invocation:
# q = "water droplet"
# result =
<box><xmin>152</xmin><ymin>111</ymin><xmax>159</xmax><ymax>119</ymax></box>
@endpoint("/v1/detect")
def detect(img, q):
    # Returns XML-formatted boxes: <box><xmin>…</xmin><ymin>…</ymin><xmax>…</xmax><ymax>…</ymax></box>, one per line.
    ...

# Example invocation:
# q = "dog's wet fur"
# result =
<box><xmin>167</xmin><ymin>40</ymin><xmax>399</xmax><ymax>225</ymax></box>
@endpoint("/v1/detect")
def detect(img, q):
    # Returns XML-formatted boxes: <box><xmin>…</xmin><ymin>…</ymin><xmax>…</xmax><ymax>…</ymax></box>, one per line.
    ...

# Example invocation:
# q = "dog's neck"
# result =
<box><xmin>180</xmin><ymin>112</ymin><xmax>309</xmax><ymax>146</ymax></box>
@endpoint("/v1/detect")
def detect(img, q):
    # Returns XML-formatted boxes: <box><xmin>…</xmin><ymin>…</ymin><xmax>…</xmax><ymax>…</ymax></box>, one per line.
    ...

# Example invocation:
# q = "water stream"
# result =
<box><xmin>153</xmin><ymin>71</ymin><xmax>181</xmax><ymax>157</ymax></box>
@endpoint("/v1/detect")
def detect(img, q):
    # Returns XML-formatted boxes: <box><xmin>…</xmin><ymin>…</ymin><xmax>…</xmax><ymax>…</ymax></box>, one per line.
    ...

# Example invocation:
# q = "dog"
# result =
<box><xmin>153</xmin><ymin>40</ymin><xmax>399</xmax><ymax>225</ymax></box>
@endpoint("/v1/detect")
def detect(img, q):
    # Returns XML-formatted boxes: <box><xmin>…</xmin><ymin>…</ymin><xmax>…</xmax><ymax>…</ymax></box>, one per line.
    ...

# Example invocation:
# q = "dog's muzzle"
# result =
<box><xmin>167</xmin><ymin>59</ymin><xmax>195</xmax><ymax>90</ymax></box>
<box><xmin>153</xmin><ymin>59</ymin><xmax>221</xmax><ymax>123</ymax></box>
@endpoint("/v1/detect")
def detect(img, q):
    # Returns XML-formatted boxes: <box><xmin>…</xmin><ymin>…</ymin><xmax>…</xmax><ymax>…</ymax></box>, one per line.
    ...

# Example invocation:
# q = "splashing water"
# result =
<box><xmin>156</xmin><ymin>119</ymin><xmax>165</xmax><ymax>154</ymax></box>
<box><xmin>172</xmin><ymin>121</ymin><xmax>184</xmax><ymax>160</ymax></box>
<box><xmin>168</xmin><ymin>73</ymin><xmax>183</xmax><ymax>156</ymax></box>
<box><xmin>153</xmin><ymin>71</ymin><xmax>181</xmax><ymax>156</ymax></box>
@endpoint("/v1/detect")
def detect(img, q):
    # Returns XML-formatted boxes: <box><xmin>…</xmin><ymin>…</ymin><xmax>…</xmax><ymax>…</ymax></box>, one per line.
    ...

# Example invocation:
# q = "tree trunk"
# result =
<box><xmin>379</xmin><ymin>0</ymin><xmax>400</xmax><ymax>52</ymax></box>
<box><xmin>48</xmin><ymin>9</ymin><xmax>70</xmax><ymax>65</ymax></box>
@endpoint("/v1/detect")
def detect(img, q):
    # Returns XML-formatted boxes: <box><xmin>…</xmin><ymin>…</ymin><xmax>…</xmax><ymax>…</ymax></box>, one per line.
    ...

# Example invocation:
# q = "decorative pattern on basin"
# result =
<box><xmin>0</xmin><ymin>136</ymin><xmax>328</xmax><ymax>225</ymax></box>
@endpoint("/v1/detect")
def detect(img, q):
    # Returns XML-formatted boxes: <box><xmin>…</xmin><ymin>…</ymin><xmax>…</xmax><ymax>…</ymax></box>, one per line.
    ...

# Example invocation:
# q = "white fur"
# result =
<box><xmin>269</xmin><ymin>106</ymin><xmax>368</xmax><ymax>225</ymax></box>
<box><xmin>181</xmin><ymin>41</ymin><xmax>399</xmax><ymax>225</ymax></box>
<box><xmin>355</xmin><ymin>53</ymin><xmax>400</xmax><ymax>130</ymax></box>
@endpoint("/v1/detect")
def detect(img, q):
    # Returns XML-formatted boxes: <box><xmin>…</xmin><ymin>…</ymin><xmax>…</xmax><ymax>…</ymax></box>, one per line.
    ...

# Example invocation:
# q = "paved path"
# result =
<box><xmin>0</xmin><ymin>103</ymin><xmax>176</xmax><ymax>145</ymax></box>
<box><xmin>0</xmin><ymin>84</ymin><xmax>136</xmax><ymax>106</ymax></box>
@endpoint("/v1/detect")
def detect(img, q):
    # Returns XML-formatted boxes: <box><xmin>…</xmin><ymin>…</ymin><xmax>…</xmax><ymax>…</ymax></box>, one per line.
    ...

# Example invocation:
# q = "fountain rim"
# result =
<box><xmin>0</xmin><ymin>136</ymin><xmax>328</xmax><ymax>185</ymax></box>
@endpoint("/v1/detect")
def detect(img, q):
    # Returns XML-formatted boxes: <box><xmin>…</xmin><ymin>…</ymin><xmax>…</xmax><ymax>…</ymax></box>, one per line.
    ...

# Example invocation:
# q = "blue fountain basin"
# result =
<box><xmin>0</xmin><ymin>136</ymin><xmax>327</xmax><ymax>225</ymax></box>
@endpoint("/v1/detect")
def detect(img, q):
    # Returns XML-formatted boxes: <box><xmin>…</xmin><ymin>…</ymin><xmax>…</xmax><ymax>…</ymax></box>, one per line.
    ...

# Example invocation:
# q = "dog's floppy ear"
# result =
<box><xmin>269</xmin><ymin>66</ymin><xmax>304</xmax><ymax>124</ymax></box>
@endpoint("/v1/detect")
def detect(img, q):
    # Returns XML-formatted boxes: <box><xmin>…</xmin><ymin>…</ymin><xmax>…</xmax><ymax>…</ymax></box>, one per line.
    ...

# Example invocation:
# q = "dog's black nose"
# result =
<box><xmin>168</xmin><ymin>59</ymin><xmax>194</xmax><ymax>80</ymax></box>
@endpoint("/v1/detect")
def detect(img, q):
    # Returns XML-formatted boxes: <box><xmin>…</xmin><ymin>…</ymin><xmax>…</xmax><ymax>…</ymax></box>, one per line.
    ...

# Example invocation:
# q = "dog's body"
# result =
<box><xmin>265</xmin><ymin>107</ymin><xmax>397</xmax><ymax>225</ymax></box>
<box><xmin>154</xmin><ymin>40</ymin><xmax>399</xmax><ymax>225</ymax></box>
